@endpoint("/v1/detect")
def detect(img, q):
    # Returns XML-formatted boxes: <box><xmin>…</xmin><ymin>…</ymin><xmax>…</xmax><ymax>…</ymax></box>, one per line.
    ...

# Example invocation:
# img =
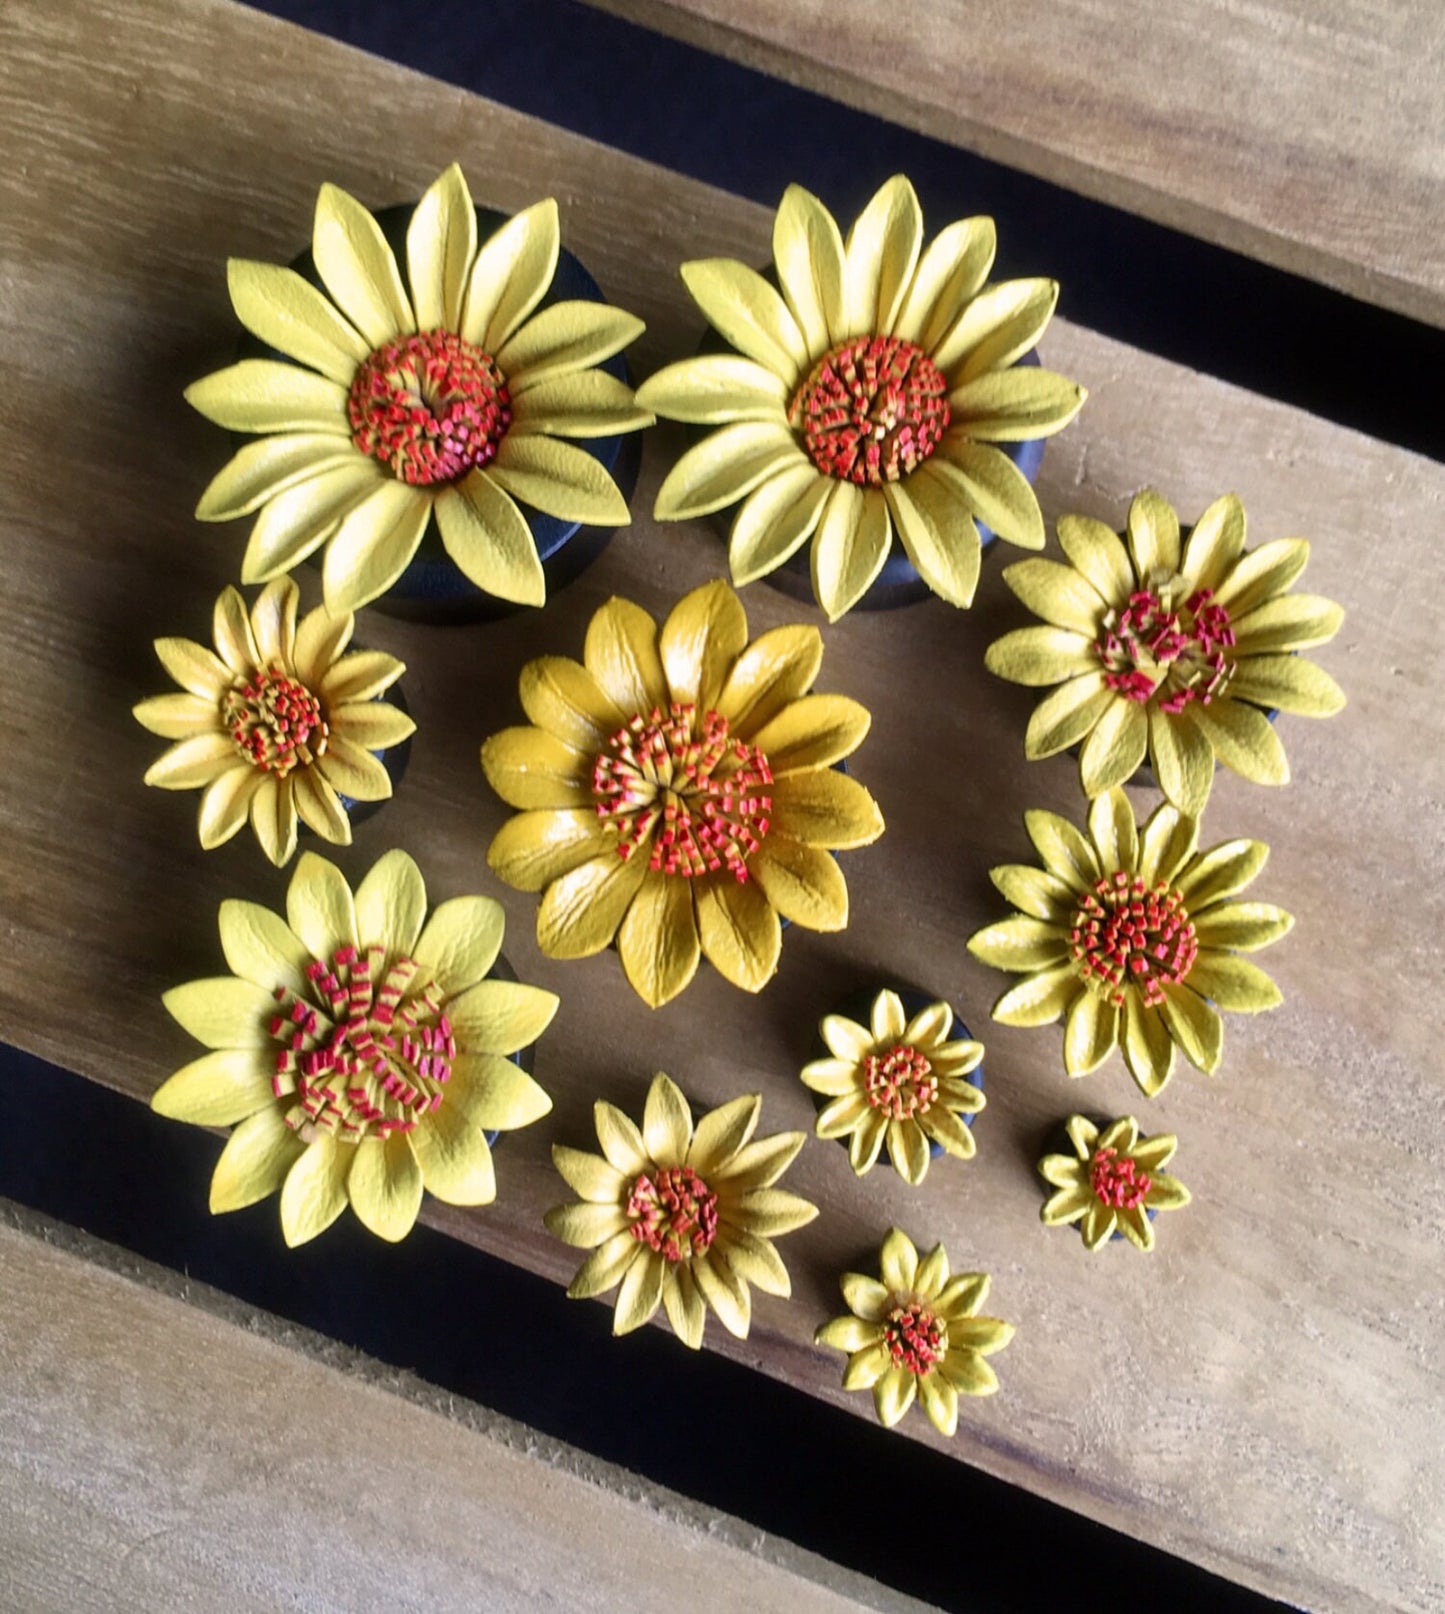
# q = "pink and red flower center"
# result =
<box><xmin>1090</xmin><ymin>1145</ymin><xmax>1152</xmax><ymax>1209</ymax></box>
<box><xmin>348</xmin><ymin>328</ymin><xmax>512</xmax><ymax>486</ymax></box>
<box><xmin>1070</xmin><ymin>870</ymin><xmax>1198</xmax><ymax>1008</ymax></box>
<box><xmin>863</xmin><ymin>1043</ymin><xmax>938</xmax><ymax>1119</ymax></box>
<box><xmin>1095</xmin><ymin>584</ymin><xmax>1236</xmax><ymax>712</ymax></box>
<box><xmin>221</xmin><ymin>668</ymin><xmax>328</xmax><ymax>776</ymax></box>
<box><xmin>789</xmin><ymin>335</ymin><xmax>950</xmax><ymax>486</ymax></box>
<box><xmin>627</xmin><ymin>1165</ymin><xmax>719</xmax><ymax>1262</ymax></box>
<box><xmin>593</xmin><ymin>703</ymin><xmax>773</xmax><ymax>881</ymax></box>
<box><xmin>883</xmin><ymin>1301</ymin><xmax>946</xmax><ymax>1375</ymax></box>
<box><xmin>268</xmin><ymin>944</ymin><xmax>456</xmax><ymax>1143</ymax></box>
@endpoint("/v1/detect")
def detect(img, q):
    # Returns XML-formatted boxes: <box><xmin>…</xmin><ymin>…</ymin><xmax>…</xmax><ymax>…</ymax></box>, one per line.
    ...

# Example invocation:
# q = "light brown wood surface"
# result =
<box><xmin>584</xmin><ymin>0</ymin><xmax>1445</xmax><ymax>327</ymax></box>
<box><xmin>1</xmin><ymin>2</ymin><xmax>1442</xmax><ymax>1611</ymax></box>
<box><xmin>0</xmin><ymin>1206</ymin><xmax>918</xmax><ymax>1613</ymax></box>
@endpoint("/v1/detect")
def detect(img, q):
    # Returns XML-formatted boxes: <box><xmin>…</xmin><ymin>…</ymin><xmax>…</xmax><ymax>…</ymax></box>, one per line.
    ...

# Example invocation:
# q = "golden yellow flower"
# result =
<box><xmin>153</xmin><ymin>850</ymin><xmax>557</xmax><ymax>1246</ymax></box>
<box><xmin>985</xmin><ymin>490</ymin><xmax>1346</xmax><ymax>813</ymax></box>
<box><xmin>1039</xmin><ymin>1115</ymin><xmax>1190</xmax><ymax>1251</ymax></box>
<box><xmin>637</xmin><ymin>175</ymin><xmax>1085</xmax><ymax>620</ymax></box>
<box><xmin>134</xmin><ymin>576</ymin><xmax>413</xmax><ymax>865</ymax></box>
<box><xmin>816</xmin><ymin>1229</ymin><xmax>1014</xmax><ymax>1436</ymax></box>
<box><xmin>481</xmin><ymin>579</ymin><xmax>885</xmax><ymax>1006</ymax></box>
<box><xmin>801</xmin><ymin>989</ymin><xmax>984</xmax><ymax>1183</ymax></box>
<box><xmin>185</xmin><ymin>164</ymin><xmax>651</xmax><ymax>614</ymax></box>
<box><xmin>968</xmin><ymin>788</ymin><xmax>1292</xmax><ymax>1095</ymax></box>
<box><xmin>545</xmin><ymin>1072</ymin><xmax>817</xmax><ymax>1347</ymax></box>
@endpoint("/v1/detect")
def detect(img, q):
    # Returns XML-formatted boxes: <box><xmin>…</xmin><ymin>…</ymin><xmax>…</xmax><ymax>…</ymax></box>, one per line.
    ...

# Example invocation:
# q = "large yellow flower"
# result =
<box><xmin>185</xmin><ymin>164</ymin><xmax>651</xmax><ymax>614</ymax></box>
<box><xmin>968</xmin><ymin>788</ymin><xmax>1292</xmax><ymax>1095</ymax></box>
<box><xmin>134</xmin><ymin>577</ymin><xmax>413</xmax><ymax>865</ymax></box>
<box><xmin>985</xmin><ymin>490</ymin><xmax>1347</xmax><ymax>813</ymax></box>
<box><xmin>637</xmin><ymin>175</ymin><xmax>1085</xmax><ymax>620</ymax></box>
<box><xmin>545</xmin><ymin>1072</ymin><xmax>817</xmax><ymax>1347</ymax></box>
<box><xmin>153</xmin><ymin>850</ymin><xmax>557</xmax><ymax>1246</ymax></box>
<box><xmin>481</xmin><ymin>579</ymin><xmax>885</xmax><ymax>1006</ymax></box>
<box><xmin>1039</xmin><ymin>1115</ymin><xmax>1190</xmax><ymax>1251</ymax></box>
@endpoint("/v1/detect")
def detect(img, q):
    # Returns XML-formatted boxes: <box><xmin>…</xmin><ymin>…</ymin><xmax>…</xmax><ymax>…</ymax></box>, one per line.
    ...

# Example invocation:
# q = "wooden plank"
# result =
<box><xmin>0</xmin><ymin>1206</ymin><xmax>915</xmax><ymax>1613</ymax></box>
<box><xmin>1</xmin><ymin>2</ymin><xmax>1442</xmax><ymax>1609</ymax></box>
<box><xmin>582</xmin><ymin>0</ymin><xmax>1445</xmax><ymax>328</ymax></box>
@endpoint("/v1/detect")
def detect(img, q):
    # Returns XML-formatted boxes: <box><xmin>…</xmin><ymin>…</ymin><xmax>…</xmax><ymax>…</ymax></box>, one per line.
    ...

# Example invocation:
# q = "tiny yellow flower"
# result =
<box><xmin>1039</xmin><ymin>1115</ymin><xmax>1190</xmax><ymax>1251</ymax></box>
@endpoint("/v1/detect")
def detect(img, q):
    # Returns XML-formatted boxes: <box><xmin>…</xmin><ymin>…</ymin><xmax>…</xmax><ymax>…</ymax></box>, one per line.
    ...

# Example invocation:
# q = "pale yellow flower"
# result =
<box><xmin>1039</xmin><ymin>1116</ymin><xmax>1190</xmax><ymax>1251</ymax></box>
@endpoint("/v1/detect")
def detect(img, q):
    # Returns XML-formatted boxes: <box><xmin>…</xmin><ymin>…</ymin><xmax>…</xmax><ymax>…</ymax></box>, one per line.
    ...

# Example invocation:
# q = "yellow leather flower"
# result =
<box><xmin>1040</xmin><ymin>1115</ymin><xmax>1190</xmax><ymax>1251</ymax></box>
<box><xmin>481</xmin><ymin>579</ymin><xmax>885</xmax><ymax>1006</ymax></box>
<box><xmin>985</xmin><ymin>490</ymin><xmax>1346</xmax><ymax>813</ymax></box>
<box><xmin>153</xmin><ymin>850</ymin><xmax>557</xmax><ymax>1246</ymax></box>
<box><xmin>545</xmin><ymin>1072</ymin><xmax>817</xmax><ymax>1347</ymax></box>
<box><xmin>186</xmin><ymin>164</ymin><xmax>651</xmax><ymax>613</ymax></box>
<box><xmin>638</xmin><ymin>175</ymin><xmax>1085</xmax><ymax>619</ymax></box>
<box><xmin>816</xmin><ymin>1229</ymin><xmax>1014</xmax><ymax>1436</ymax></box>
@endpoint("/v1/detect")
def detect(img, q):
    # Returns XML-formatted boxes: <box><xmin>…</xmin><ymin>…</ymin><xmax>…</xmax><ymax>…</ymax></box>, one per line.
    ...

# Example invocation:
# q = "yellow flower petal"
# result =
<box><xmin>225</xmin><ymin>258</ymin><xmax>369</xmax><ymax>384</ymax></box>
<box><xmin>637</xmin><ymin>1073</ymin><xmax>691</xmax><ymax>1165</ymax></box>
<box><xmin>488</xmin><ymin>434</ymin><xmax>629</xmax><ymax>527</ymax></box>
<box><xmin>1057</xmin><ymin>514</ymin><xmax>1135</xmax><ymax>600</ymax></box>
<box><xmin>734</xmin><ymin>1185</ymin><xmax>816</xmax><ymax>1239</ymax></box>
<box><xmin>812</xmin><ymin>482</ymin><xmax>891</xmax><ymax>620</ymax></box>
<box><xmin>903</xmin><ymin>999</ymin><xmax>953</xmax><ymax>1046</ymax></box>
<box><xmin>654</xmin><ymin>420</ymin><xmax>807</xmax><ymax>521</ymax></box>
<box><xmin>279</xmin><ymin>1135</ymin><xmax>353</xmax><ymax>1247</ymax></box>
<box><xmin>320</xmin><ymin>479</ymin><xmax>432</xmax><ymax>613</ymax></box>
<box><xmin>749</xmin><ymin>837</ymin><xmax>849</xmax><ymax>931</ymax></box>
<box><xmin>948</xmin><ymin>368</ymin><xmax>1085</xmax><ymax>441</ymax></box>
<box><xmin>196</xmin><ymin>433</ymin><xmax>357</xmax><ymax>522</ymax></box>
<box><xmin>966</xmin><ymin>915</ymin><xmax>1070</xmax><ymax>971</ymax></box>
<box><xmin>318</xmin><ymin>648</ymin><xmax>402</xmax><ymax>705</ymax></box>
<box><xmin>679</xmin><ymin>258</ymin><xmax>809</xmax><ymax>383</ymax></box>
<box><xmin>658</xmin><ymin>578</ymin><xmax>749</xmax><ymax>712</ymax></box>
<box><xmin>1191</xmin><ymin>698</ymin><xmax>1290</xmax><ymax>785</ymax></box>
<box><xmin>849</xmin><ymin>1110</ymin><xmax>888</xmax><ymax>1173</ymax></box>
<box><xmin>519</xmin><ymin>656</ymin><xmax>624</xmax><ymax>752</ymax></box>
<box><xmin>873</xmin><ymin>1366</ymin><xmax>918</xmax><ymax>1427</ymax></box>
<box><xmin>461</xmin><ymin>199</ymin><xmax>560</xmax><ymax>353</ymax></box>
<box><xmin>772</xmin><ymin>182</ymin><xmax>846</xmax><ymax>354</ymax></box>
<box><xmin>1180</xmin><ymin>493</ymin><xmax>1247</xmax><ymax>592</ymax></box>
<box><xmin>693</xmin><ymin>1251</ymin><xmax>752</xmax><ymax>1339</ymax></box>
<box><xmin>714</xmin><ymin>624</ymin><xmax>824</xmax><ymax>736</ymax></box>
<box><xmin>413</xmin><ymin>896</ymin><xmax>505</xmax><ymax>996</ymax></box>
<box><xmin>892</xmin><ymin>215</ymin><xmax>996</xmax><ymax>348</ymax></box>
<box><xmin>662</xmin><ymin>1265</ymin><xmax>708</xmax><ymax>1350</ymax></box>
<box><xmin>163</xmin><ymin>977</ymin><xmax>276</xmax><ymax>1049</ymax></box>
<box><xmin>153</xmin><ymin>636</ymin><xmax>232</xmax><ymax>700</ymax></box>
<box><xmin>918</xmin><ymin>1371</ymin><xmax>959</xmax><ymax>1437</ymax></box>
<box><xmin>991</xmin><ymin>963</ymin><xmax>1080</xmax><ymax>1026</ymax></box>
<box><xmin>292</xmin><ymin>768</ymin><xmax>351</xmax><ymax>845</ymax></box>
<box><xmin>816</xmin><ymin>1092</ymin><xmax>869</xmax><ymax>1138</ymax></box>
<box><xmin>218</xmin><ymin>897</ymin><xmax>311</xmax><ymax>993</ymax></box>
<box><xmin>816</xmin><ymin>1315</ymin><xmax>880</xmax><ymax>1354</ymax></box>
<box><xmin>718</xmin><ymin>1229</ymin><xmax>790</xmax><ymax>1297</ymax></box>
<box><xmin>770</xmin><ymin>770</ymin><xmax>884</xmax><ymax>849</ymax></box>
<box><xmin>802</xmin><ymin>1057</ymin><xmax>861</xmax><ymax>1097</ymax></box>
<box><xmin>1079</xmin><ymin>1202</ymin><xmax>1116</xmax><ymax>1249</ymax></box>
<box><xmin>1159</xmin><ymin>984</ymin><xmax>1224</xmax><ymax>1073</ymax></box>
<box><xmin>1191</xmin><ymin>900</ymin><xmax>1293</xmax><ymax>952</ymax></box>
<box><xmin>1187</xmin><ymin>951</ymin><xmax>1284</xmax><ymax>1012</ymax></box>
<box><xmin>1064</xmin><ymin>990</ymin><xmax>1120</xmax><ymax>1075</ymax></box>
<box><xmin>584</xmin><ymin>596</ymin><xmax>667</xmax><ymax>714</ymax></box>
<box><xmin>209</xmin><ymin>1106</ymin><xmax>303</xmax><ymax>1213</ymax></box>
<box><xmin>616</xmin><ymin>871</ymin><xmax>702</xmax><ymax>1008</ymax></box>
<box><xmin>433</xmin><ymin>471</ymin><xmax>546</xmax><ymax>605</ymax></box>
<box><xmin>922</xmin><ymin>1108</ymin><xmax>978</xmax><ymax>1160</ymax></box>
<box><xmin>696</xmin><ymin>875</ymin><xmax>781</xmax><ymax>992</ymax></box>
<box><xmin>347</xmin><ymin>1132</ymin><xmax>424</xmax><ymax>1243</ymax></box>
<box><xmin>883</xmin><ymin>476</ymin><xmax>979</xmax><ymax>609</ymax></box>
<box><xmin>411</xmin><ymin>1103</ymin><xmax>496</xmax><ymax>1207</ymax></box>
<box><xmin>151</xmin><ymin>1049</ymin><xmax>272</xmax><ymax>1126</ymax></box>
<box><xmin>1088</xmin><ymin>788</ymin><xmax>1139</xmax><ymax>874</ymax></box>
<box><xmin>509</xmin><ymin>370</ymin><xmax>653</xmax><ymax>438</ymax></box>
<box><xmin>144</xmin><ymin>732</ymin><xmax>237</xmax><ymax>789</ymax></box>
<box><xmin>843</xmin><ymin>1343</ymin><xmax>891</xmax><ymax>1390</ymax></box>
<box><xmin>940</xmin><ymin>1352</ymin><xmax>1000</xmax><ymax>1396</ymax></box>
<box><xmin>354</xmin><ymin>849</ymin><xmax>426</xmax><ymax>956</ymax></box>
<box><xmin>1023</xmin><ymin>672</ymin><xmax>1115</xmax><ymax>759</ymax></box>
<box><xmin>1025</xmin><ymin>807</ymin><xmax>1100</xmax><ymax>886</ymax></box>
<box><xmin>727</xmin><ymin>463</ymin><xmax>833</xmax><ymax>585</ymax></box>
<box><xmin>842</xmin><ymin>174</ymin><xmax>922</xmax><ymax>338</ymax></box>
<box><xmin>480</xmin><ymin>725</ymin><xmax>592</xmax><ymax>809</ymax></box>
<box><xmin>293</xmin><ymin>605</ymin><xmax>354</xmax><ymax>688</ymax></box>
<box><xmin>614</xmin><ymin>1250</ymin><xmax>666</xmax><ymax>1335</ymax></box>
<box><xmin>988</xmin><ymin>863</ymin><xmax>1077</xmax><ymax>921</ymax></box>
<box><xmin>1227</xmin><ymin>654</ymin><xmax>1346</xmax><ymax>716</ymax></box>
<box><xmin>552</xmin><ymin>1144</ymin><xmax>627</xmax><ymax>1204</ymax></box>
<box><xmin>933</xmin><ymin>276</ymin><xmax>1057</xmax><ymax>382</ymax></box>
<box><xmin>931</xmin><ymin>436</ymin><xmax>1045</xmax><ymax>549</ymax></box>
<box><xmin>203</xmin><ymin>584</ymin><xmax>259</xmax><ymax>670</ymax></box>
<box><xmin>1138</xmin><ymin>799</ymin><xmax>1199</xmax><ymax>888</ymax></box>
<box><xmin>1002</xmin><ymin>556</ymin><xmax>1107</xmax><ymax>635</ymax></box>
<box><xmin>241</xmin><ymin>459</ymin><xmax>384</xmax><ymax>584</ymax></box>
<box><xmin>635</xmin><ymin>354</ymin><xmax>790</xmax><ymax>425</ymax></box>
<box><xmin>405</xmin><ymin>162</ymin><xmax>477</xmax><ymax>334</ymax></box>
<box><xmin>498</xmin><ymin>300</ymin><xmax>643</xmax><ymax>392</ymax></box>
<box><xmin>250</xmin><ymin>578</ymin><xmax>300</xmax><ymax>666</ymax></box>
<box><xmin>1148</xmin><ymin>706</ymin><xmax>1215</xmax><ymax>816</ymax></box>
<box><xmin>688</xmin><ymin>1094</ymin><xmax>760</xmax><ymax>1175</ymax></box>
<box><xmin>822</xmin><ymin>1014</ymin><xmax>871</xmax><ymax>1062</ymax></box>
<box><xmin>595</xmin><ymin>1102</ymin><xmax>651</xmax><ymax>1176</ymax></box>
<box><xmin>985</xmin><ymin>625</ymin><xmax>1095</xmax><ymax>687</ymax></box>
<box><xmin>879</xmin><ymin>1227</ymin><xmax>918</xmax><ymax>1291</ymax></box>
<box><xmin>544</xmin><ymin>1198</ymin><xmax>627</xmax><ymax>1246</ymax></box>
<box><xmin>448</xmin><ymin>979</ymin><xmax>560</xmax><ymax>1055</ymax></box>
<box><xmin>312</xmin><ymin>181</ymin><xmax>414</xmax><ymax>348</ymax></box>
<box><xmin>1079</xmin><ymin>697</ymin><xmax>1148</xmax><ymax>795</ymax></box>
<box><xmin>1175</xmin><ymin>837</ymin><xmax>1269</xmax><ymax>908</ymax></box>
<box><xmin>450</xmin><ymin>1053</ymin><xmax>553</xmax><ymax>1132</ymax></box>
<box><xmin>536</xmin><ymin>851</ymin><xmax>647</xmax><ymax>957</ymax></box>
<box><xmin>840</xmin><ymin>1273</ymin><xmax>891</xmax><ymax>1322</ymax></box>
<box><xmin>185</xmin><ymin>360</ymin><xmax>350</xmax><ymax>435</ymax></box>
<box><xmin>1126</xmin><ymin>488</ymin><xmax>1183</xmax><ymax>577</ymax></box>
<box><xmin>1213</xmin><ymin>537</ymin><xmax>1310</xmax><ymax>616</ymax></box>
<box><xmin>249</xmin><ymin>775</ymin><xmax>299</xmax><ymax>867</ymax></box>
<box><xmin>1232</xmin><ymin>592</ymin><xmax>1345</xmax><ymax>656</ymax></box>
<box><xmin>332</xmin><ymin>700</ymin><xmax>415</xmax><ymax>752</ymax></box>
<box><xmin>1145</xmin><ymin>1172</ymin><xmax>1191</xmax><ymax>1211</ymax></box>
<box><xmin>286</xmin><ymin>850</ymin><xmax>359</xmax><ymax>960</ymax></box>
<box><xmin>487</xmin><ymin>807</ymin><xmax>610</xmax><ymax>892</ymax></box>
<box><xmin>748</xmin><ymin>693</ymin><xmax>869</xmax><ymax>775</ymax></box>
<box><xmin>568</xmin><ymin>1232</ymin><xmax>642</xmax><ymax>1298</ymax></box>
<box><xmin>1122</xmin><ymin>991</ymin><xmax>1177</xmax><ymax>1097</ymax></box>
<box><xmin>887</xmin><ymin>1118</ymin><xmax>931</xmax><ymax>1183</ymax></box>
<box><xmin>315</xmin><ymin>735</ymin><xmax>391</xmax><ymax>803</ymax></box>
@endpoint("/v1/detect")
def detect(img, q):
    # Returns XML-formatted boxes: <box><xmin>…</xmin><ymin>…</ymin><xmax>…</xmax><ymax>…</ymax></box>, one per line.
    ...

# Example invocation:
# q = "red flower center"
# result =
<box><xmin>268</xmin><ymin>945</ymin><xmax>455</xmax><ymax>1142</ymax></box>
<box><xmin>789</xmin><ymin>335</ymin><xmax>950</xmax><ymax>486</ymax></box>
<box><xmin>1070</xmin><ymin>870</ymin><xmax>1198</xmax><ymax>1008</ymax></box>
<box><xmin>221</xmin><ymin>668</ymin><xmax>328</xmax><ymax>776</ymax></box>
<box><xmin>348</xmin><ymin>329</ymin><xmax>512</xmax><ymax>486</ymax></box>
<box><xmin>1090</xmin><ymin>1145</ymin><xmax>1152</xmax><ymax>1209</ymax></box>
<box><xmin>592</xmin><ymin>703</ymin><xmax>773</xmax><ymax>881</ymax></box>
<box><xmin>883</xmin><ymin>1300</ymin><xmax>946</xmax><ymax>1375</ymax></box>
<box><xmin>1095</xmin><ymin>584</ymin><xmax>1236</xmax><ymax>712</ymax></box>
<box><xmin>627</xmin><ymin>1165</ymin><xmax>719</xmax><ymax>1262</ymax></box>
<box><xmin>863</xmin><ymin>1044</ymin><xmax>937</xmax><ymax>1119</ymax></box>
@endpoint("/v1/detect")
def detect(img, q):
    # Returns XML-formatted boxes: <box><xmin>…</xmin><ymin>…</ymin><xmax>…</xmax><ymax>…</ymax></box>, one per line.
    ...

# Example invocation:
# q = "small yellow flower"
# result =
<box><xmin>134</xmin><ymin>577</ymin><xmax>413</xmax><ymax>865</ymax></box>
<box><xmin>801</xmin><ymin>989</ymin><xmax>984</xmax><ymax>1183</ymax></box>
<box><xmin>186</xmin><ymin>164</ymin><xmax>651</xmax><ymax>614</ymax></box>
<box><xmin>638</xmin><ymin>175</ymin><xmax>1085</xmax><ymax>620</ymax></box>
<box><xmin>968</xmin><ymin>788</ymin><xmax>1292</xmax><ymax>1095</ymax></box>
<box><xmin>153</xmin><ymin>849</ymin><xmax>557</xmax><ymax>1246</ymax></box>
<box><xmin>985</xmin><ymin>490</ymin><xmax>1346</xmax><ymax>813</ymax></box>
<box><xmin>481</xmin><ymin>579</ymin><xmax>885</xmax><ymax>1007</ymax></box>
<box><xmin>545</xmin><ymin>1072</ymin><xmax>817</xmax><ymax>1347</ymax></box>
<box><xmin>1039</xmin><ymin>1115</ymin><xmax>1190</xmax><ymax>1251</ymax></box>
<box><xmin>816</xmin><ymin>1229</ymin><xmax>1014</xmax><ymax>1436</ymax></box>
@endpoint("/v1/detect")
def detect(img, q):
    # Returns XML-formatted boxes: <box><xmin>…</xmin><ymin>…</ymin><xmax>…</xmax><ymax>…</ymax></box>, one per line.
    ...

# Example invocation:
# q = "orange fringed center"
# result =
<box><xmin>268</xmin><ymin>945</ymin><xmax>456</xmax><ymax>1143</ymax></box>
<box><xmin>1090</xmin><ymin>1145</ymin><xmax>1152</xmax><ymax>1209</ymax></box>
<box><xmin>1095</xmin><ymin>584</ymin><xmax>1236</xmax><ymax>712</ymax></box>
<box><xmin>592</xmin><ymin>703</ymin><xmax>773</xmax><ymax>881</ymax></box>
<box><xmin>789</xmin><ymin>336</ymin><xmax>950</xmax><ymax>486</ymax></box>
<box><xmin>863</xmin><ymin>1044</ymin><xmax>937</xmax><ymax>1119</ymax></box>
<box><xmin>1070</xmin><ymin>871</ymin><xmax>1198</xmax><ymax>1009</ymax></box>
<box><xmin>222</xmin><ymin>669</ymin><xmax>328</xmax><ymax>776</ymax></box>
<box><xmin>883</xmin><ymin>1301</ymin><xmax>946</xmax><ymax>1375</ymax></box>
<box><xmin>627</xmin><ymin>1165</ymin><xmax>719</xmax><ymax>1262</ymax></box>
<box><xmin>348</xmin><ymin>329</ymin><xmax>512</xmax><ymax>485</ymax></box>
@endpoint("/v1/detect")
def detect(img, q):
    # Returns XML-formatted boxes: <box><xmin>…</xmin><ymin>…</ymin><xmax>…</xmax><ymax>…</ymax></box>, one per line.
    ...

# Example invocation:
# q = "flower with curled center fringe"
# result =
<box><xmin>1040</xmin><ymin>1115</ymin><xmax>1190</xmax><ymax>1251</ymax></box>
<box><xmin>481</xmin><ymin>579</ymin><xmax>885</xmax><ymax>1007</ymax></box>
<box><xmin>185</xmin><ymin>163</ymin><xmax>651</xmax><ymax>614</ymax></box>
<box><xmin>545</xmin><ymin>1073</ymin><xmax>817</xmax><ymax>1347</ymax></box>
<box><xmin>152</xmin><ymin>850</ymin><xmax>557</xmax><ymax>1246</ymax></box>
<box><xmin>802</xmin><ymin>989</ymin><xmax>984</xmax><ymax>1183</ymax></box>
<box><xmin>134</xmin><ymin>577</ymin><xmax>414</xmax><ymax>865</ymax></box>
<box><xmin>984</xmin><ymin>490</ymin><xmax>1346</xmax><ymax>814</ymax></box>
<box><xmin>637</xmin><ymin>175</ymin><xmax>1085</xmax><ymax>620</ymax></box>
<box><xmin>968</xmin><ymin>788</ymin><xmax>1292</xmax><ymax>1094</ymax></box>
<box><xmin>816</xmin><ymin>1229</ymin><xmax>1014</xmax><ymax>1436</ymax></box>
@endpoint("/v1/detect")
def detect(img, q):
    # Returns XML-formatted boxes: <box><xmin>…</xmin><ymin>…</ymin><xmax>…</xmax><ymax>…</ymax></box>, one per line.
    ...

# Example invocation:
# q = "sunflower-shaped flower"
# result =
<box><xmin>185</xmin><ymin>164</ymin><xmax>651</xmax><ymax>614</ymax></box>
<box><xmin>816</xmin><ymin>1229</ymin><xmax>1014</xmax><ymax>1436</ymax></box>
<box><xmin>636</xmin><ymin>176</ymin><xmax>1085</xmax><ymax>620</ymax></box>
<box><xmin>153</xmin><ymin>850</ymin><xmax>557</xmax><ymax>1245</ymax></box>
<box><xmin>967</xmin><ymin>788</ymin><xmax>1291</xmax><ymax>1095</ymax></box>
<box><xmin>801</xmin><ymin>989</ymin><xmax>984</xmax><ymax>1183</ymax></box>
<box><xmin>134</xmin><ymin>577</ymin><xmax>413</xmax><ymax>865</ymax></box>
<box><xmin>545</xmin><ymin>1072</ymin><xmax>817</xmax><ymax>1347</ymax></box>
<box><xmin>481</xmin><ymin>579</ymin><xmax>885</xmax><ymax>1006</ymax></box>
<box><xmin>1039</xmin><ymin>1115</ymin><xmax>1190</xmax><ymax>1251</ymax></box>
<box><xmin>984</xmin><ymin>490</ymin><xmax>1346</xmax><ymax>813</ymax></box>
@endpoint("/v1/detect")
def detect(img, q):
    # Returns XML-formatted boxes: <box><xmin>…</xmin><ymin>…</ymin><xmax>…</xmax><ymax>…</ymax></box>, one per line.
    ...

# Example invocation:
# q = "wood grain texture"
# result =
<box><xmin>1</xmin><ymin>2</ymin><xmax>1442</xmax><ymax>1610</ymax></box>
<box><xmin>583</xmin><ymin>0</ymin><xmax>1445</xmax><ymax>327</ymax></box>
